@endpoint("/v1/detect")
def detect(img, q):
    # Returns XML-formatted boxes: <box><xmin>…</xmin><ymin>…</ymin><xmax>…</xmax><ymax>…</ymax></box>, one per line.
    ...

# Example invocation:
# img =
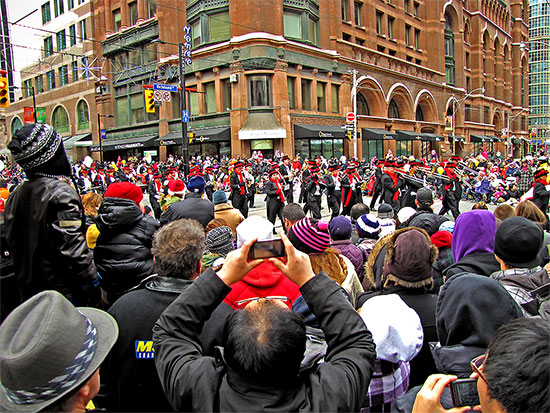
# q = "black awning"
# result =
<box><xmin>294</xmin><ymin>124</ymin><xmax>346</xmax><ymax>139</ymax></box>
<box><xmin>396</xmin><ymin>130</ymin><xmax>426</xmax><ymax>141</ymax></box>
<box><xmin>448</xmin><ymin>135</ymin><xmax>466</xmax><ymax>142</ymax></box>
<box><xmin>422</xmin><ymin>133</ymin><xmax>445</xmax><ymax>142</ymax></box>
<box><xmin>90</xmin><ymin>135</ymin><xmax>157</xmax><ymax>152</ymax></box>
<box><xmin>491</xmin><ymin>136</ymin><xmax>502</xmax><ymax>142</ymax></box>
<box><xmin>157</xmin><ymin>126</ymin><xmax>230</xmax><ymax>146</ymax></box>
<box><xmin>470</xmin><ymin>135</ymin><xmax>493</xmax><ymax>143</ymax></box>
<box><xmin>362</xmin><ymin>128</ymin><xmax>397</xmax><ymax>141</ymax></box>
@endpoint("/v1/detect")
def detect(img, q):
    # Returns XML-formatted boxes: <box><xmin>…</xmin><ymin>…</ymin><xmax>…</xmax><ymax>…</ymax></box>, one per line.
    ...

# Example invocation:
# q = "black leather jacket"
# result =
<box><xmin>4</xmin><ymin>177</ymin><xmax>98</xmax><ymax>305</ymax></box>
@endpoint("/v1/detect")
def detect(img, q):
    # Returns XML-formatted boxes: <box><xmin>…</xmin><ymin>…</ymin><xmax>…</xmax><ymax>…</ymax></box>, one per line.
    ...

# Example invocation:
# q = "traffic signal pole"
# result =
<box><xmin>179</xmin><ymin>43</ymin><xmax>189</xmax><ymax>178</ymax></box>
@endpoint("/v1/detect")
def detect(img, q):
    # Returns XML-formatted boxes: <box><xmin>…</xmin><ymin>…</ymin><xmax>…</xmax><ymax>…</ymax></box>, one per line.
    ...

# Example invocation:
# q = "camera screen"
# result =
<box><xmin>452</xmin><ymin>380</ymin><xmax>480</xmax><ymax>407</ymax></box>
<box><xmin>251</xmin><ymin>240</ymin><xmax>285</xmax><ymax>259</ymax></box>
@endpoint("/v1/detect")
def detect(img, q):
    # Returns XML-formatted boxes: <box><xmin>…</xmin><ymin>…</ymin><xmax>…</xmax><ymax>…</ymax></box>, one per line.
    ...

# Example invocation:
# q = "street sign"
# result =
<box><xmin>100</xmin><ymin>129</ymin><xmax>107</xmax><ymax>141</ymax></box>
<box><xmin>153</xmin><ymin>84</ymin><xmax>178</xmax><ymax>92</ymax></box>
<box><xmin>182</xmin><ymin>110</ymin><xmax>189</xmax><ymax>122</ymax></box>
<box><xmin>162</xmin><ymin>91</ymin><xmax>171</xmax><ymax>102</ymax></box>
<box><xmin>153</xmin><ymin>90</ymin><xmax>163</xmax><ymax>101</ymax></box>
<box><xmin>346</xmin><ymin>112</ymin><xmax>355</xmax><ymax>123</ymax></box>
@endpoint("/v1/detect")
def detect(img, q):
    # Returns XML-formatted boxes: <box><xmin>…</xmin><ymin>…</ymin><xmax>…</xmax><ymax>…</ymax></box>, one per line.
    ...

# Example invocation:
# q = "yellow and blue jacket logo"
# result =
<box><xmin>135</xmin><ymin>340</ymin><xmax>155</xmax><ymax>359</ymax></box>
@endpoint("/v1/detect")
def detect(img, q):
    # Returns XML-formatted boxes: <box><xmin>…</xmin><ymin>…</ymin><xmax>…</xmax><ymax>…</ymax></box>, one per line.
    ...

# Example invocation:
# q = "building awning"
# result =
<box><xmin>362</xmin><ymin>128</ymin><xmax>396</xmax><ymax>141</ymax></box>
<box><xmin>448</xmin><ymin>135</ymin><xmax>466</xmax><ymax>143</ymax></box>
<box><xmin>157</xmin><ymin>127</ymin><xmax>230</xmax><ymax>146</ymax></box>
<box><xmin>421</xmin><ymin>133</ymin><xmax>445</xmax><ymax>142</ymax></box>
<box><xmin>470</xmin><ymin>135</ymin><xmax>494</xmax><ymax>143</ymax></box>
<box><xmin>491</xmin><ymin>136</ymin><xmax>502</xmax><ymax>142</ymax></box>
<box><xmin>294</xmin><ymin>124</ymin><xmax>346</xmax><ymax>139</ymax></box>
<box><xmin>90</xmin><ymin>135</ymin><xmax>157</xmax><ymax>152</ymax></box>
<box><xmin>238</xmin><ymin>110</ymin><xmax>286</xmax><ymax>140</ymax></box>
<box><xmin>63</xmin><ymin>133</ymin><xmax>92</xmax><ymax>149</ymax></box>
<box><xmin>396</xmin><ymin>130</ymin><xmax>430</xmax><ymax>141</ymax></box>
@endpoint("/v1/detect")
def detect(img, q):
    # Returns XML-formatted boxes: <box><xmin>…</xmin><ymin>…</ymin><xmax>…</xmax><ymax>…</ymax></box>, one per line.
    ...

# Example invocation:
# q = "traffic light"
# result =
<box><xmin>189</xmin><ymin>132</ymin><xmax>195</xmax><ymax>143</ymax></box>
<box><xmin>0</xmin><ymin>77</ymin><xmax>9</xmax><ymax>108</ymax></box>
<box><xmin>144</xmin><ymin>90</ymin><xmax>155</xmax><ymax>113</ymax></box>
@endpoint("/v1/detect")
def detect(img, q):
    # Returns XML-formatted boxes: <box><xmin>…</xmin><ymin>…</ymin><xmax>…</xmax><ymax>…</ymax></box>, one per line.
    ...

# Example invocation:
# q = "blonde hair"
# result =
<box><xmin>81</xmin><ymin>192</ymin><xmax>102</xmax><ymax>218</ymax></box>
<box><xmin>516</xmin><ymin>200</ymin><xmax>547</xmax><ymax>226</ymax></box>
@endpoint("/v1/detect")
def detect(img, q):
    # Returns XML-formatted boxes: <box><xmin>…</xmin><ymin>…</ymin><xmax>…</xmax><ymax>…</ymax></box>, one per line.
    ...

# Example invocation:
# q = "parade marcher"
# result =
<box><xmin>204</xmin><ymin>166</ymin><xmax>216</xmax><ymax>202</ymax></box>
<box><xmin>325</xmin><ymin>163</ymin><xmax>341</xmax><ymax>219</ymax></box>
<box><xmin>369</xmin><ymin>160</ymin><xmax>384</xmax><ymax>210</ymax></box>
<box><xmin>438</xmin><ymin>157</ymin><xmax>462</xmax><ymax>219</ymax></box>
<box><xmin>147</xmin><ymin>173</ymin><xmax>164</xmax><ymax>219</ymax></box>
<box><xmin>264</xmin><ymin>166</ymin><xmax>286</xmax><ymax>233</ymax></box>
<box><xmin>341</xmin><ymin>163</ymin><xmax>362</xmax><ymax>216</ymax></box>
<box><xmin>279</xmin><ymin>155</ymin><xmax>294</xmax><ymax>203</ymax></box>
<box><xmin>4</xmin><ymin>123</ymin><xmax>100</xmax><ymax>308</ymax></box>
<box><xmin>105</xmin><ymin>167</ymin><xmax>118</xmax><ymax>186</ymax></box>
<box><xmin>380</xmin><ymin>160</ymin><xmax>402</xmax><ymax>213</ymax></box>
<box><xmin>77</xmin><ymin>166</ymin><xmax>93</xmax><ymax>193</ymax></box>
<box><xmin>230</xmin><ymin>161</ymin><xmax>249</xmax><ymax>218</ymax></box>
<box><xmin>303</xmin><ymin>165</ymin><xmax>326</xmax><ymax>219</ymax></box>
<box><xmin>532</xmin><ymin>168</ymin><xmax>550</xmax><ymax>217</ymax></box>
<box><xmin>300</xmin><ymin>160</ymin><xmax>315</xmax><ymax>215</ymax></box>
<box><xmin>400</xmin><ymin>160</ymin><xmax>423</xmax><ymax>209</ymax></box>
<box><xmin>244</xmin><ymin>162</ymin><xmax>256</xmax><ymax>209</ymax></box>
<box><xmin>93</xmin><ymin>164</ymin><xmax>108</xmax><ymax>192</ymax></box>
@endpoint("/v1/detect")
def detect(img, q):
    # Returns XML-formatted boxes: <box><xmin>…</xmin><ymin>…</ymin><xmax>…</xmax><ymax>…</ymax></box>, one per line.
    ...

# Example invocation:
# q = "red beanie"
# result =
<box><xmin>104</xmin><ymin>182</ymin><xmax>143</xmax><ymax>205</ymax></box>
<box><xmin>431</xmin><ymin>230</ymin><xmax>452</xmax><ymax>249</ymax></box>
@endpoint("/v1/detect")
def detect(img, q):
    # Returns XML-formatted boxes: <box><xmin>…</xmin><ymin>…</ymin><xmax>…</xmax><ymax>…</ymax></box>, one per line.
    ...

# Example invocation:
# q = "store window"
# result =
<box><xmin>396</xmin><ymin>140</ymin><xmax>412</xmax><ymax>157</ymax></box>
<box><xmin>248</xmin><ymin>75</ymin><xmax>272</xmax><ymax>107</ymax></box>
<box><xmin>77</xmin><ymin>100</ymin><xmax>90</xmax><ymax>130</ymax></box>
<box><xmin>295</xmin><ymin>138</ymin><xmax>344</xmax><ymax>159</ymax></box>
<box><xmin>301</xmin><ymin>78</ymin><xmax>312</xmax><ymax>110</ymax></box>
<box><xmin>52</xmin><ymin>106</ymin><xmax>70</xmax><ymax>133</ymax></box>
<box><xmin>317</xmin><ymin>82</ymin><xmax>326</xmax><ymax>112</ymax></box>
<box><xmin>288</xmin><ymin>77</ymin><xmax>296</xmax><ymax>109</ymax></box>
<box><xmin>363</xmin><ymin>139</ymin><xmax>384</xmax><ymax>160</ymax></box>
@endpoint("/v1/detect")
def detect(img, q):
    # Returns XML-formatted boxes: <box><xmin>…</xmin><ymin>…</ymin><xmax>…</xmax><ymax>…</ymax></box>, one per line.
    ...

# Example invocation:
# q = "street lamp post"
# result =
<box><xmin>451</xmin><ymin>87</ymin><xmax>485</xmax><ymax>154</ymax></box>
<box><xmin>97</xmin><ymin>113</ymin><xmax>114</xmax><ymax>163</ymax></box>
<box><xmin>506</xmin><ymin>108</ymin><xmax>530</xmax><ymax>157</ymax></box>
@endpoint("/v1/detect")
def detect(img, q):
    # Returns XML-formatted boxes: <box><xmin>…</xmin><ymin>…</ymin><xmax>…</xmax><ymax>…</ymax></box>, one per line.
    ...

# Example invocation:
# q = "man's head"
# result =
<box><xmin>282</xmin><ymin>155</ymin><xmax>290</xmax><ymax>166</ymax></box>
<box><xmin>493</xmin><ymin>204</ymin><xmax>516</xmax><ymax>222</ymax></box>
<box><xmin>477</xmin><ymin>318</ymin><xmax>549</xmax><ymax>413</ymax></box>
<box><xmin>224</xmin><ymin>300</ymin><xmax>306</xmax><ymax>386</ymax></box>
<box><xmin>494</xmin><ymin>216</ymin><xmax>544</xmax><ymax>269</ymax></box>
<box><xmin>282</xmin><ymin>203</ymin><xmax>305</xmax><ymax>232</ymax></box>
<box><xmin>415</xmin><ymin>187</ymin><xmax>434</xmax><ymax>210</ymax></box>
<box><xmin>151</xmin><ymin>219</ymin><xmax>205</xmax><ymax>279</ymax></box>
<box><xmin>350</xmin><ymin>203</ymin><xmax>370</xmax><ymax>224</ymax></box>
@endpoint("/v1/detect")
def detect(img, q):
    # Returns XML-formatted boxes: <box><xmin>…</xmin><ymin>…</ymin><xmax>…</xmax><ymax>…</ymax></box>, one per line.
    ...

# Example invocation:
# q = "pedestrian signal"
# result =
<box><xmin>0</xmin><ymin>77</ymin><xmax>9</xmax><ymax>108</ymax></box>
<box><xmin>189</xmin><ymin>132</ymin><xmax>195</xmax><ymax>143</ymax></box>
<box><xmin>144</xmin><ymin>90</ymin><xmax>155</xmax><ymax>113</ymax></box>
<box><xmin>346</xmin><ymin>130</ymin><xmax>353</xmax><ymax>141</ymax></box>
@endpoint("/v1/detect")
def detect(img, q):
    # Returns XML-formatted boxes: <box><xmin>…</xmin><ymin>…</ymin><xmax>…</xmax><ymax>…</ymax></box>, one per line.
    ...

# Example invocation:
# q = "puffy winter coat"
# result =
<box><xmin>94</xmin><ymin>198</ymin><xmax>160</xmax><ymax>298</ymax></box>
<box><xmin>160</xmin><ymin>193</ymin><xmax>214</xmax><ymax>228</ymax></box>
<box><xmin>223</xmin><ymin>261</ymin><xmax>301</xmax><ymax>307</ymax></box>
<box><xmin>331</xmin><ymin>239</ymin><xmax>365</xmax><ymax>281</ymax></box>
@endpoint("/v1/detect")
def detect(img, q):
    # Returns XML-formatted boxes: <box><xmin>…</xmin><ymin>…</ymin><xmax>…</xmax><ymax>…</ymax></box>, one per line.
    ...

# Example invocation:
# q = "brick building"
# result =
<box><xmin>89</xmin><ymin>0</ymin><xmax>530</xmax><ymax>161</ymax></box>
<box><xmin>6</xmin><ymin>0</ymin><xmax>97</xmax><ymax>161</ymax></box>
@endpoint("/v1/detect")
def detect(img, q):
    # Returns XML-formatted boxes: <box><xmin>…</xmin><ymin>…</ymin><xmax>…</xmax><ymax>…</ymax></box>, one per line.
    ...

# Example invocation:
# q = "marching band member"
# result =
<box><xmin>380</xmin><ymin>160</ymin><xmax>403</xmax><ymax>213</ymax></box>
<box><xmin>400</xmin><ymin>159</ymin><xmax>424</xmax><ymax>209</ymax></box>
<box><xmin>341</xmin><ymin>163</ymin><xmax>362</xmax><ymax>216</ymax></box>
<box><xmin>279</xmin><ymin>155</ymin><xmax>294</xmax><ymax>203</ymax></box>
<box><xmin>77</xmin><ymin>166</ymin><xmax>93</xmax><ymax>193</ymax></box>
<box><xmin>325</xmin><ymin>164</ymin><xmax>341</xmax><ymax>219</ymax></box>
<box><xmin>244</xmin><ymin>162</ymin><xmax>256</xmax><ymax>209</ymax></box>
<box><xmin>369</xmin><ymin>160</ymin><xmax>384</xmax><ymax>210</ymax></box>
<box><xmin>93</xmin><ymin>164</ymin><xmax>108</xmax><ymax>192</ymax></box>
<box><xmin>304</xmin><ymin>165</ymin><xmax>326</xmax><ymax>219</ymax></box>
<box><xmin>264</xmin><ymin>165</ymin><xmax>286</xmax><ymax>232</ymax></box>
<box><xmin>230</xmin><ymin>160</ymin><xmax>249</xmax><ymax>218</ymax></box>
<box><xmin>147</xmin><ymin>173</ymin><xmax>164</xmax><ymax>218</ymax></box>
<box><xmin>204</xmin><ymin>166</ymin><xmax>216</xmax><ymax>202</ymax></box>
<box><xmin>438</xmin><ymin>156</ymin><xmax>462</xmax><ymax>219</ymax></box>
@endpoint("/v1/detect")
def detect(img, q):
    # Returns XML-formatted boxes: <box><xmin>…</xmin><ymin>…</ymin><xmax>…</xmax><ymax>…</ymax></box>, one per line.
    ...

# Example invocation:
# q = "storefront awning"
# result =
<box><xmin>447</xmin><ymin>135</ymin><xmax>466</xmax><ymax>142</ymax></box>
<box><xmin>421</xmin><ymin>133</ymin><xmax>445</xmax><ymax>142</ymax></box>
<box><xmin>157</xmin><ymin>127</ymin><xmax>230</xmax><ymax>146</ymax></box>
<box><xmin>396</xmin><ymin>130</ymin><xmax>432</xmax><ymax>141</ymax></box>
<box><xmin>491</xmin><ymin>136</ymin><xmax>502</xmax><ymax>142</ymax></box>
<box><xmin>90</xmin><ymin>135</ymin><xmax>157</xmax><ymax>152</ymax></box>
<box><xmin>470</xmin><ymin>135</ymin><xmax>494</xmax><ymax>143</ymax></box>
<box><xmin>294</xmin><ymin>124</ymin><xmax>346</xmax><ymax>139</ymax></box>
<box><xmin>238</xmin><ymin>110</ymin><xmax>286</xmax><ymax>140</ymax></box>
<box><xmin>362</xmin><ymin>128</ymin><xmax>396</xmax><ymax>141</ymax></box>
<box><xmin>63</xmin><ymin>133</ymin><xmax>92</xmax><ymax>149</ymax></box>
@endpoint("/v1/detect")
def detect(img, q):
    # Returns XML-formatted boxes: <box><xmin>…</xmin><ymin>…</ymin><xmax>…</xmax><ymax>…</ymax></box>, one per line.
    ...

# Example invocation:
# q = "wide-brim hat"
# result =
<box><xmin>534</xmin><ymin>169</ymin><xmax>548</xmax><ymax>180</ymax></box>
<box><xmin>0</xmin><ymin>291</ymin><xmax>118</xmax><ymax>412</ymax></box>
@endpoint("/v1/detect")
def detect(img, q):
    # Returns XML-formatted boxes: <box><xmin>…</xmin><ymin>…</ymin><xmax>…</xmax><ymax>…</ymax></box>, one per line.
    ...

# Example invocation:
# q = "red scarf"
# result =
<box><xmin>272</xmin><ymin>177</ymin><xmax>285</xmax><ymax>202</ymax></box>
<box><xmin>342</xmin><ymin>172</ymin><xmax>361</xmax><ymax>207</ymax></box>
<box><xmin>236</xmin><ymin>171</ymin><xmax>245</xmax><ymax>195</ymax></box>
<box><xmin>386</xmin><ymin>171</ymin><xmax>399</xmax><ymax>201</ymax></box>
<box><xmin>444</xmin><ymin>168</ymin><xmax>457</xmax><ymax>190</ymax></box>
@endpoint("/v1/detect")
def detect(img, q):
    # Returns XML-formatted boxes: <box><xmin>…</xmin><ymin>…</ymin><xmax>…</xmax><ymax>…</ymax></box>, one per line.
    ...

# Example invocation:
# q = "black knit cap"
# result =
<box><xmin>494</xmin><ymin>216</ymin><xmax>544</xmax><ymax>268</ymax></box>
<box><xmin>8</xmin><ymin>123</ymin><xmax>71</xmax><ymax>176</ymax></box>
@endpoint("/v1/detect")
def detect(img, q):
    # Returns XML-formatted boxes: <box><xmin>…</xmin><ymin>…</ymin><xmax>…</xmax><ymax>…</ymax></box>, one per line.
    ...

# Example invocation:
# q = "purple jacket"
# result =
<box><xmin>332</xmin><ymin>240</ymin><xmax>365</xmax><ymax>281</ymax></box>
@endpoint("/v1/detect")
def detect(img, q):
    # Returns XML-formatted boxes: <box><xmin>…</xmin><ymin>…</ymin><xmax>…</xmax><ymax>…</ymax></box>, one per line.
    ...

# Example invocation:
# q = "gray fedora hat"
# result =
<box><xmin>0</xmin><ymin>290</ymin><xmax>118</xmax><ymax>412</ymax></box>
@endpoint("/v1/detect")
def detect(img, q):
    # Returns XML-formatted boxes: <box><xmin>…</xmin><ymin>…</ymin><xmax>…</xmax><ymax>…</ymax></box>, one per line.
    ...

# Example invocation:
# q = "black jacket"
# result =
<box><xmin>99</xmin><ymin>275</ymin><xmax>232</xmax><ymax>412</ymax></box>
<box><xmin>533</xmin><ymin>181</ymin><xmax>549</xmax><ymax>213</ymax></box>
<box><xmin>402</xmin><ymin>209</ymin><xmax>449</xmax><ymax>236</ymax></box>
<box><xmin>230</xmin><ymin>172</ymin><xmax>248</xmax><ymax>206</ymax></box>
<box><xmin>153</xmin><ymin>269</ymin><xmax>376</xmax><ymax>412</ymax></box>
<box><xmin>443</xmin><ymin>252</ymin><xmax>501</xmax><ymax>279</ymax></box>
<box><xmin>94</xmin><ymin>198</ymin><xmax>160</xmax><ymax>296</ymax></box>
<box><xmin>4</xmin><ymin>177</ymin><xmax>98</xmax><ymax>306</ymax></box>
<box><xmin>159</xmin><ymin>193</ymin><xmax>214</xmax><ymax>228</ymax></box>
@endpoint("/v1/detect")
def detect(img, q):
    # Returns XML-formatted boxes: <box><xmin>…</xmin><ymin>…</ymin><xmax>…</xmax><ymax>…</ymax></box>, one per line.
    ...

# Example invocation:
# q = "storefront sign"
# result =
<box><xmin>114</xmin><ymin>142</ymin><xmax>145</xmax><ymax>150</ymax></box>
<box><xmin>318</xmin><ymin>131</ymin><xmax>334</xmax><ymax>138</ymax></box>
<box><xmin>23</xmin><ymin>107</ymin><xmax>34</xmax><ymax>124</ymax></box>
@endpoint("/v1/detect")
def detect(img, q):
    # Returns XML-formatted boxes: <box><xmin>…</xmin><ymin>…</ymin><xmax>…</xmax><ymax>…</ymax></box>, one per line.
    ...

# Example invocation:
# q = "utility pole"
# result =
<box><xmin>178</xmin><ymin>43</ymin><xmax>188</xmax><ymax>177</ymax></box>
<box><xmin>352</xmin><ymin>69</ymin><xmax>358</xmax><ymax>158</ymax></box>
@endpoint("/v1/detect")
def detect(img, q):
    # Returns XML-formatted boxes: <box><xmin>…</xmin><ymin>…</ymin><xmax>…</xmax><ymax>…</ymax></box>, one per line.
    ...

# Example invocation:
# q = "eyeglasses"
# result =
<box><xmin>471</xmin><ymin>354</ymin><xmax>488</xmax><ymax>384</ymax></box>
<box><xmin>233</xmin><ymin>296</ymin><xmax>291</xmax><ymax>310</ymax></box>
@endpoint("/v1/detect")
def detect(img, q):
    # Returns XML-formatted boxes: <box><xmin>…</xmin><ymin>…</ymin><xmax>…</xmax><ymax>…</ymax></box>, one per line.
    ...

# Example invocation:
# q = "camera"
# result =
<box><xmin>248</xmin><ymin>239</ymin><xmax>285</xmax><ymax>260</ymax></box>
<box><xmin>450</xmin><ymin>378</ymin><xmax>480</xmax><ymax>407</ymax></box>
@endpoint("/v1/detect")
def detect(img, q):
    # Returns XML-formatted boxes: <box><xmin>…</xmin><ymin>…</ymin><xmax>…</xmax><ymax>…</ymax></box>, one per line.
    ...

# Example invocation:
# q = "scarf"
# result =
<box><xmin>386</xmin><ymin>171</ymin><xmax>400</xmax><ymax>201</ymax></box>
<box><xmin>342</xmin><ymin>172</ymin><xmax>360</xmax><ymax>207</ymax></box>
<box><xmin>444</xmin><ymin>168</ymin><xmax>458</xmax><ymax>191</ymax></box>
<box><xmin>236</xmin><ymin>171</ymin><xmax>245</xmax><ymax>195</ymax></box>
<box><xmin>272</xmin><ymin>177</ymin><xmax>285</xmax><ymax>202</ymax></box>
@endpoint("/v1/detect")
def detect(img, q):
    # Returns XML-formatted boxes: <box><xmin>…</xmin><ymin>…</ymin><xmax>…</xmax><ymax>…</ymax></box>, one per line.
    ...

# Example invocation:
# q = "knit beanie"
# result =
<box><xmin>8</xmin><ymin>123</ymin><xmax>71</xmax><ymax>176</ymax></box>
<box><xmin>187</xmin><ymin>176</ymin><xmax>205</xmax><ymax>193</ymax></box>
<box><xmin>439</xmin><ymin>221</ymin><xmax>455</xmax><ymax>233</ymax></box>
<box><xmin>104</xmin><ymin>182</ymin><xmax>143</xmax><ymax>205</ymax></box>
<box><xmin>287</xmin><ymin>217</ymin><xmax>330</xmax><ymax>254</ymax></box>
<box><xmin>356</xmin><ymin>214</ymin><xmax>380</xmax><ymax>239</ymax></box>
<box><xmin>212</xmin><ymin>190</ymin><xmax>228</xmax><ymax>205</ymax></box>
<box><xmin>431</xmin><ymin>230</ymin><xmax>453</xmax><ymax>249</ymax></box>
<box><xmin>378</xmin><ymin>203</ymin><xmax>394</xmax><ymax>219</ymax></box>
<box><xmin>329</xmin><ymin>216</ymin><xmax>352</xmax><ymax>241</ymax></box>
<box><xmin>383</xmin><ymin>228</ymin><xmax>438</xmax><ymax>288</ymax></box>
<box><xmin>206</xmin><ymin>226</ymin><xmax>234</xmax><ymax>256</ymax></box>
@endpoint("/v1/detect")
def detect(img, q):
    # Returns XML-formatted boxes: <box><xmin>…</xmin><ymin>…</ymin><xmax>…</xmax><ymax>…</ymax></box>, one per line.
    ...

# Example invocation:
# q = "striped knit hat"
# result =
<box><xmin>356</xmin><ymin>213</ymin><xmax>380</xmax><ymax>239</ymax></box>
<box><xmin>206</xmin><ymin>226</ymin><xmax>234</xmax><ymax>256</ymax></box>
<box><xmin>287</xmin><ymin>217</ymin><xmax>330</xmax><ymax>254</ymax></box>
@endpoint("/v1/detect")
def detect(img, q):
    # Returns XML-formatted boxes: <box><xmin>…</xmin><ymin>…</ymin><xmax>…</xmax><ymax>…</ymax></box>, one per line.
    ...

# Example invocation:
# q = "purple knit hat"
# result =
<box><xmin>287</xmin><ymin>217</ymin><xmax>331</xmax><ymax>254</ymax></box>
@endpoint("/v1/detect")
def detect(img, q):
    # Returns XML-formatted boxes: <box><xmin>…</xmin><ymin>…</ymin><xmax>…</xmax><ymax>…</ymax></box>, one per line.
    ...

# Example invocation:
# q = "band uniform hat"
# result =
<box><xmin>494</xmin><ymin>216</ymin><xmax>544</xmax><ymax>268</ymax></box>
<box><xmin>534</xmin><ymin>169</ymin><xmax>548</xmax><ymax>180</ymax></box>
<box><xmin>269</xmin><ymin>166</ymin><xmax>280</xmax><ymax>176</ymax></box>
<box><xmin>0</xmin><ymin>290</ymin><xmax>118</xmax><ymax>412</ymax></box>
<box><xmin>281</xmin><ymin>155</ymin><xmax>289</xmax><ymax>161</ymax></box>
<box><xmin>346</xmin><ymin>163</ymin><xmax>356</xmax><ymax>171</ymax></box>
<box><xmin>328</xmin><ymin>164</ymin><xmax>339</xmax><ymax>172</ymax></box>
<box><xmin>234</xmin><ymin>161</ymin><xmax>244</xmax><ymax>169</ymax></box>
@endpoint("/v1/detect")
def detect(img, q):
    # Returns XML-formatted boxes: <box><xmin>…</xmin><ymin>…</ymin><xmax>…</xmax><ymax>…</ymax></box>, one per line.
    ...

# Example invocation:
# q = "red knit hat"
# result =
<box><xmin>431</xmin><ymin>230</ymin><xmax>453</xmax><ymax>249</ymax></box>
<box><xmin>104</xmin><ymin>182</ymin><xmax>143</xmax><ymax>205</ymax></box>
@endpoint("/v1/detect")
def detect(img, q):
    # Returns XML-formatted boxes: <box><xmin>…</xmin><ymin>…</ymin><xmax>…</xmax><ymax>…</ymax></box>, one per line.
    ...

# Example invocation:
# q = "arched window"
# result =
<box><xmin>357</xmin><ymin>93</ymin><xmax>370</xmax><ymax>115</ymax></box>
<box><xmin>444</xmin><ymin>14</ymin><xmax>455</xmax><ymax>85</ymax></box>
<box><xmin>77</xmin><ymin>100</ymin><xmax>90</xmax><ymax>130</ymax></box>
<box><xmin>388</xmin><ymin>99</ymin><xmax>400</xmax><ymax>119</ymax></box>
<box><xmin>416</xmin><ymin>105</ymin><xmax>424</xmax><ymax>121</ymax></box>
<box><xmin>52</xmin><ymin>106</ymin><xmax>70</xmax><ymax>133</ymax></box>
<box><xmin>11</xmin><ymin>117</ymin><xmax>23</xmax><ymax>136</ymax></box>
